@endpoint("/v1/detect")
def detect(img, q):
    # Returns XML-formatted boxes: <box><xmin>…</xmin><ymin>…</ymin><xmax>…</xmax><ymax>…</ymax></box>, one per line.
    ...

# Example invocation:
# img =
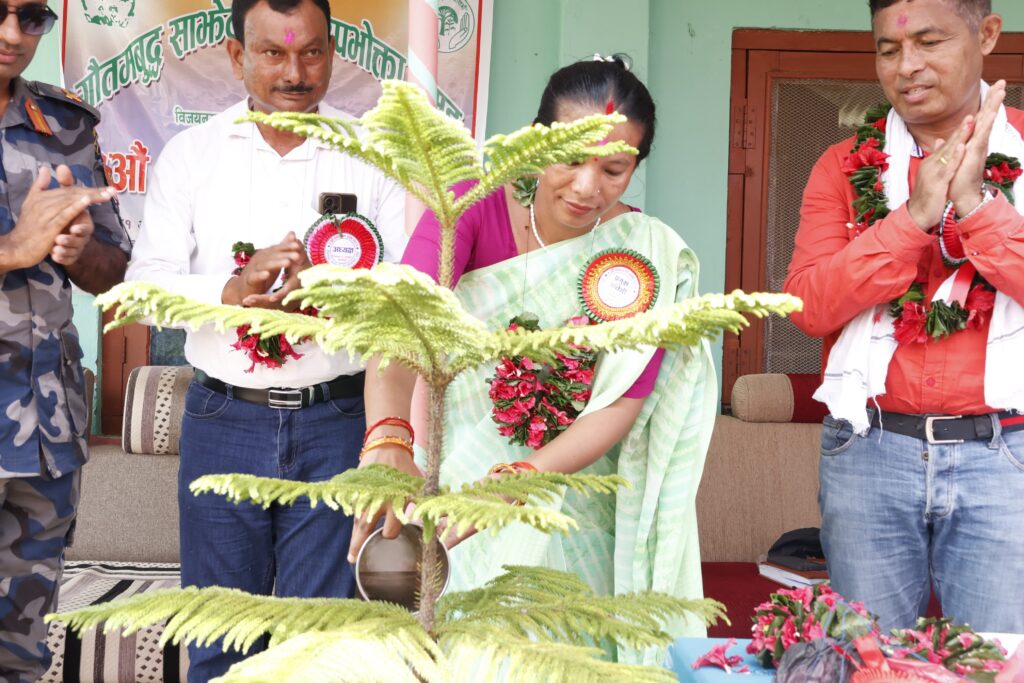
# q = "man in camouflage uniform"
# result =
<box><xmin>0</xmin><ymin>2</ymin><xmax>129</xmax><ymax>681</ymax></box>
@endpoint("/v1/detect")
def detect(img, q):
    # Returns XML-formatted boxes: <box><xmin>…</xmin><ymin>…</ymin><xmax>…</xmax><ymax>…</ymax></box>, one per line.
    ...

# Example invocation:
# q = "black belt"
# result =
<box><xmin>194</xmin><ymin>369</ymin><xmax>364</xmax><ymax>409</ymax></box>
<box><xmin>870</xmin><ymin>409</ymin><xmax>1024</xmax><ymax>444</ymax></box>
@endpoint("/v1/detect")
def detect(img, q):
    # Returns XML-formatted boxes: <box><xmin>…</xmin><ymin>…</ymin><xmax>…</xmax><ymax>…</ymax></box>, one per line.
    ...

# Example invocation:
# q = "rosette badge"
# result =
<box><xmin>578</xmin><ymin>249</ymin><xmax>660</xmax><ymax>323</ymax></box>
<box><xmin>304</xmin><ymin>213</ymin><xmax>383</xmax><ymax>269</ymax></box>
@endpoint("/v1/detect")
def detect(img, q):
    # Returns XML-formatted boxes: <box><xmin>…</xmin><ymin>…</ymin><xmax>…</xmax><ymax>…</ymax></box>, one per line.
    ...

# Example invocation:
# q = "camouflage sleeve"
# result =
<box><xmin>87</xmin><ymin>131</ymin><xmax>131</xmax><ymax>255</ymax></box>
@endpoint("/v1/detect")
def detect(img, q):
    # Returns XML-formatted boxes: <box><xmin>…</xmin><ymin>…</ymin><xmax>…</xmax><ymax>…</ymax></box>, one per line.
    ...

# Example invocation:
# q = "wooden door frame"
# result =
<box><xmin>100</xmin><ymin>320</ymin><xmax>149</xmax><ymax>435</ymax></box>
<box><xmin>723</xmin><ymin>29</ymin><xmax>1024</xmax><ymax>404</ymax></box>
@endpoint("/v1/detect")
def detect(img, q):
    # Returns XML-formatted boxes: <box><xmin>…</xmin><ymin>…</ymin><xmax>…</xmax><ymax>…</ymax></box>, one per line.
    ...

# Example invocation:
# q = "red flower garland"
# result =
<box><xmin>748</xmin><ymin>584</ymin><xmax>877</xmax><ymax>668</ymax></box>
<box><xmin>229</xmin><ymin>242</ymin><xmax>318</xmax><ymax>372</ymax></box>
<box><xmin>746</xmin><ymin>584</ymin><xmax>1008</xmax><ymax>678</ymax></box>
<box><xmin>488</xmin><ymin>314</ymin><xmax>597</xmax><ymax>449</ymax></box>
<box><xmin>844</xmin><ymin>105</ymin><xmax>1016</xmax><ymax>345</ymax></box>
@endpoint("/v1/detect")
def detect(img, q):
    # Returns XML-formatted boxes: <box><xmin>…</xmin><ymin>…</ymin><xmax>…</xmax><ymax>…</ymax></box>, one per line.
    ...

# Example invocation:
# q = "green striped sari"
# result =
<box><xmin>442</xmin><ymin>211</ymin><xmax>717</xmax><ymax>661</ymax></box>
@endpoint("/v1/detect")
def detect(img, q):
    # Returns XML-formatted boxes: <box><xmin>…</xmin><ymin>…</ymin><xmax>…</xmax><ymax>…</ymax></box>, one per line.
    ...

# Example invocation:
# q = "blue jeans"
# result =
<box><xmin>178</xmin><ymin>381</ymin><xmax>364</xmax><ymax>683</ymax></box>
<box><xmin>819</xmin><ymin>411</ymin><xmax>1024</xmax><ymax>632</ymax></box>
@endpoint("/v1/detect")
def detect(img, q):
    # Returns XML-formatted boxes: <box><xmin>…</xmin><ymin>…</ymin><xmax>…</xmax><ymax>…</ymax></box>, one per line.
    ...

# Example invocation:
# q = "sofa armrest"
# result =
<box><xmin>122</xmin><ymin>365</ymin><xmax>194</xmax><ymax>455</ymax></box>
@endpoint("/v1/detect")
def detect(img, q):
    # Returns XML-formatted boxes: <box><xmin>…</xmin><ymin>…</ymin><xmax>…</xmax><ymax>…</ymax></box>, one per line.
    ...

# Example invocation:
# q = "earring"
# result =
<box><xmin>512</xmin><ymin>175</ymin><xmax>539</xmax><ymax>207</ymax></box>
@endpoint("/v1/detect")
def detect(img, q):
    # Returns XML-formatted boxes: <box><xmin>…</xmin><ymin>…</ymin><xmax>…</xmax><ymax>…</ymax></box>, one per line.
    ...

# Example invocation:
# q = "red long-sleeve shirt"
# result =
<box><xmin>784</xmin><ymin>109</ymin><xmax>1024</xmax><ymax>415</ymax></box>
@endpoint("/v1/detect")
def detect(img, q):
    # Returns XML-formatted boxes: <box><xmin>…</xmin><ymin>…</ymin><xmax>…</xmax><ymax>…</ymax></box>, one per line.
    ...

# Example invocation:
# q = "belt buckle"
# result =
<box><xmin>267</xmin><ymin>387</ymin><xmax>312</xmax><ymax>410</ymax></box>
<box><xmin>924</xmin><ymin>415</ymin><xmax>964</xmax><ymax>445</ymax></box>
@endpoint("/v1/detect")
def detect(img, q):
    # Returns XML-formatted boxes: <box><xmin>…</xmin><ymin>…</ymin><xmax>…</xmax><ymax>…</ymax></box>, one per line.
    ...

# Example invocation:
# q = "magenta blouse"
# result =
<box><xmin>401</xmin><ymin>181</ymin><xmax>665</xmax><ymax>398</ymax></box>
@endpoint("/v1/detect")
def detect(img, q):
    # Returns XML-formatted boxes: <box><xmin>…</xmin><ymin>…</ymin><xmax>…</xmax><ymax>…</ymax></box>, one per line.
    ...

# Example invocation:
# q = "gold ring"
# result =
<box><xmin>938</xmin><ymin>156</ymin><xmax>949</xmax><ymax>165</ymax></box>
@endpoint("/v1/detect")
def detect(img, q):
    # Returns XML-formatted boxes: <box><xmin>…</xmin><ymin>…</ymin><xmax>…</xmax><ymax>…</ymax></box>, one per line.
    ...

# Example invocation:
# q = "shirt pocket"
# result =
<box><xmin>58</xmin><ymin>326</ymin><xmax>89</xmax><ymax>439</ymax></box>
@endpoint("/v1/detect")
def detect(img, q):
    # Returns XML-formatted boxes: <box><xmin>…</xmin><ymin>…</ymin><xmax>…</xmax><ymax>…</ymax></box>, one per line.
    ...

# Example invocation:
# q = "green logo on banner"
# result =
<box><xmin>82</xmin><ymin>0</ymin><xmax>136</xmax><ymax>28</ymax></box>
<box><xmin>438</xmin><ymin>0</ymin><xmax>474</xmax><ymax>53</ymax></box>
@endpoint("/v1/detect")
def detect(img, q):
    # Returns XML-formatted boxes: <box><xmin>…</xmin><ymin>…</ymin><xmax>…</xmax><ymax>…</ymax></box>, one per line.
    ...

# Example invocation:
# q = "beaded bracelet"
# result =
<box><xmin>363</xmin><ymin>417</ymin><xmax>415</xmax><ymax>446</ymax></box>
<box><xmin>360</xmin><ymin>436</ymin><xmax>414</xmax><ymax>461</ymax></box>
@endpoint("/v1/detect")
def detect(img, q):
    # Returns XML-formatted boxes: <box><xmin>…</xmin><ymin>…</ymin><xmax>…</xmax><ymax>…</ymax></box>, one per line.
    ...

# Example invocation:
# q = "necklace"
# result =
<box><xmin>529</xmin><ymin>202</ymin><xmax>601</xmax><ymax>250</ymax></box>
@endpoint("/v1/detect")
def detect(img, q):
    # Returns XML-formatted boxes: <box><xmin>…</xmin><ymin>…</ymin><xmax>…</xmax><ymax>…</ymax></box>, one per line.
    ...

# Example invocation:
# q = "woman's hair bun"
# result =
<box><xmin>591</xmin><ymin>53</ymin><xmax>632</xmax><ymax>71</ymax></box>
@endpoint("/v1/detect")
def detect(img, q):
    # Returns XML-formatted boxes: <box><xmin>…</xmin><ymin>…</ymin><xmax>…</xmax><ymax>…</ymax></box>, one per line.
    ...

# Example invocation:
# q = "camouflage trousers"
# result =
<box><xmin>0</xmin><ymin>470</ymin><xmax>80</xmax><ymax>683</ymax></box>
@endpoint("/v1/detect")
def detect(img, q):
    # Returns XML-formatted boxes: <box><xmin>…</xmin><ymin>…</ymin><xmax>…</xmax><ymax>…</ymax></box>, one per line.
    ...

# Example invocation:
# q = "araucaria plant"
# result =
<box><xmin>52</xmin><ymin>82</ymin><xmax>800</xmax><ymax>682</ymax></box>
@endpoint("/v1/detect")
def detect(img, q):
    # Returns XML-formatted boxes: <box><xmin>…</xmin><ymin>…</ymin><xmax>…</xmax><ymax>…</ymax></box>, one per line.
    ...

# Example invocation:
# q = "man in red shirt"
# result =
<box><xmin>785</xmin><ymin>0</ymin><xmax>1024</xmax><ymax>631</ymax></box>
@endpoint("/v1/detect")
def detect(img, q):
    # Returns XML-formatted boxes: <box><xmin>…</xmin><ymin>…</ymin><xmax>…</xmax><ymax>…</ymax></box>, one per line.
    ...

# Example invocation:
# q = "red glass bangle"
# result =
<box><xmin>364</xmin><ymin>417</ymin><xmax>414</xmax><ymax>446</ymax></box>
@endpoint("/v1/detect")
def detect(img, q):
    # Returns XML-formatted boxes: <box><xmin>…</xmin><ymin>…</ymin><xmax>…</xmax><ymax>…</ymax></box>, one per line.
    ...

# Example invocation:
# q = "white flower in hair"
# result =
<box><xmin>591</xmin><ymin>53</ymin><xmax>631</xmax><ymax>70</ymax></box>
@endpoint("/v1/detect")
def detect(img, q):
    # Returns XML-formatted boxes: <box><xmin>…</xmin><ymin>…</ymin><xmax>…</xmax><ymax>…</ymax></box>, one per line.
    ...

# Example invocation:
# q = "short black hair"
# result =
<box><xmin>868</xmin><ymin>0</ymin><xmax>991</xmax><ymax>29</ymax></box>
<box><xmin>231</xmin><ymin>0</ymin><xmax>331</xmax><ymax>45</ymax></box>
<box><xmin>534</xmin><ymin>55</ymin><xmax>657</xmax><ymax>162</ymax></box>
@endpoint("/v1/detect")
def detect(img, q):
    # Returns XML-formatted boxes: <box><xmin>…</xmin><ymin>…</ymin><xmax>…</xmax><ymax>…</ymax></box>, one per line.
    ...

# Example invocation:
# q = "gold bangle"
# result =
<box><xmin>360</xmin><ymin>436</ymin><xmax>414</xmax><ymax>461</ymax></box>
<box><xmin>488</xmin><ymin>463</ymin><xmax>530</xmax><ymax>506</ymax></box>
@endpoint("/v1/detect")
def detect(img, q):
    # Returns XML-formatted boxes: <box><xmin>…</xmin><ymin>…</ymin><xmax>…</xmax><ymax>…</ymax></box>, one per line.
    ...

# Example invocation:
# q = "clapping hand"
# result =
<box><xmin>1</xmin><ymin>165</ymin><xmax>114</xmax><ymax>270</ymax></box>
<box><xmin>907</xmin><ymin>80</ymin><xmax>1007</xmax><ymax>230</ymax></box>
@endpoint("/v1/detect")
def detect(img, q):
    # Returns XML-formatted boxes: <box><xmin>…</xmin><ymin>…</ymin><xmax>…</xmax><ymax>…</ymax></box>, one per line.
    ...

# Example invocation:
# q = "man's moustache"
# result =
<box><xmin>273</xmin><ymin>84</ymin><xmax>314</xmax><ymax>94</ymax></box>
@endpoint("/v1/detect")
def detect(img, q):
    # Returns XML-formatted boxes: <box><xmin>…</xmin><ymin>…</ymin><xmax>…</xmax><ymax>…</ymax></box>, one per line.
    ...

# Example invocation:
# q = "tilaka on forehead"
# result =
<box><xmin>897</xmin><ymin>14</ymin><xmax>909</xmax><ymax>27</ymax></box>
<box><xmin>284</xmin><ymin>29</ymin><xmax>295</xmax><ymax>44</ymax></box>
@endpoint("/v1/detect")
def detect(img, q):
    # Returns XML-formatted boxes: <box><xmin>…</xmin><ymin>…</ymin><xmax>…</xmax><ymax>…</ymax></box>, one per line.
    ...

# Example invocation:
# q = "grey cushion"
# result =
<box><xmin>69</xmin><ymin>445</ymin><xmax>180</xmax><ymax>563</ymax></box>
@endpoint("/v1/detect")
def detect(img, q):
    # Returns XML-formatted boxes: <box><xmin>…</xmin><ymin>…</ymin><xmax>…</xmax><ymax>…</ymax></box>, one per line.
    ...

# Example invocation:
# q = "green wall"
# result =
<box><xmin>486</xmin><ymin>0</ymin><xmax>1024</xmax><ymax>382</ymax></box>
<box><xmin>28</xmin><ymin>1</ymin><xmax>1024</xmax><ymax>416</ymax></box>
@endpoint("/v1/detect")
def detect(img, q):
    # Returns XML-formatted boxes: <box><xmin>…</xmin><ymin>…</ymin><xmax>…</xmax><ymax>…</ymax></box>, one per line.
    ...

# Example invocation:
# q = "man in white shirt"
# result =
<box><xmin>126</xmin><ymin>1</ymin><xmax>405</xmax><ymax>680</ymax></box>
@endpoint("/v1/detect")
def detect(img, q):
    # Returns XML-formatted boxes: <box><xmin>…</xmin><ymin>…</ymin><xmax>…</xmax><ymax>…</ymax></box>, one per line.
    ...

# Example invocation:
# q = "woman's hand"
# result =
<box><xmin>346</xmin><ymin>443</ymin><xmax>424</xmax><ymax>563</ymax></box>
<box><xmin>437</xmin><ymin>468</ymin><xmax>511</xmax><ymax>549</ymax></box>
<box><xmin>349</xmin><ymin>356</ymin><xmax>422</xmax><ymax>562</ymax></box>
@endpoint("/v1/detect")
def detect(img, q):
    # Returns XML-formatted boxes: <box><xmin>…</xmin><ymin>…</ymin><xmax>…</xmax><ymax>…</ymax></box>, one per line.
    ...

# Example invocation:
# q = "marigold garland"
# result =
<box><xmin>843</xmin><ymin>105</ymin><xmax>1018</xmax><ymax>344</ymax></box>
<box><xmin>487</xmin><ymin>313</ymin><xmax>597</xmax><ymax>449</ymax></box>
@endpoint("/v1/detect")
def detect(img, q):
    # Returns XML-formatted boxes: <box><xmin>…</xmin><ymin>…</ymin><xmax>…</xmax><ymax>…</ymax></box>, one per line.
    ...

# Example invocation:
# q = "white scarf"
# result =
<box><xmin>814</xmin><ymin>82</ymin><xmax>1024</xmax><ymax>433</ymax></box>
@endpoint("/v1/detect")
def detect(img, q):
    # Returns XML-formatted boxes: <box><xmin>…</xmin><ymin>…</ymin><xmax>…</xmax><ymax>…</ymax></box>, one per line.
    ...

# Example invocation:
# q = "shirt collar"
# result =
<box><xmin>1</xmin><ymin>78</ymin><xmax>33</xmax><ymax>130</ymax></box>
<box><xmin>226</xmin><ymin>98</ymin><xmax>339</xmax><ymax>153</ymax></box>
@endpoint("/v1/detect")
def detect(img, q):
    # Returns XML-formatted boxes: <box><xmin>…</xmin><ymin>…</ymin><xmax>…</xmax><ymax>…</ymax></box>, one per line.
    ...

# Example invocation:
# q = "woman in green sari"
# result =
<box><xmin>351</xmin><ymin>56</ymin><xmax>717</xmax><ymax>642</ymax></box>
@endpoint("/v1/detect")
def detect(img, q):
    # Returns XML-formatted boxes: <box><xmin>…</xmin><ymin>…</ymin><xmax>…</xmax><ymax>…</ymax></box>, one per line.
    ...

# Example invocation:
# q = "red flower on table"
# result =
<box><xmin>692</xmin><ymin>638</ymin><xmax>750</xmax><ymax>674</ymax></box>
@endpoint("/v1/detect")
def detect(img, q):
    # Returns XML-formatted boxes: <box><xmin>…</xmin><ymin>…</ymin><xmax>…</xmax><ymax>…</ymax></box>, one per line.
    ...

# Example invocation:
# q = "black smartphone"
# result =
<box><xmin>319</xmin><ymin>192</ymin><xmax>358</xmax><ymax>215</ymax></box>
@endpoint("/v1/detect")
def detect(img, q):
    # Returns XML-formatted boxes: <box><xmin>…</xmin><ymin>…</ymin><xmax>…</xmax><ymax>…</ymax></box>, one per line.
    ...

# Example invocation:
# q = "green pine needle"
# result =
<box><xmin>188</xmin><ymin>465</ymin><xmax>422</xmax><ymax>520</ymax></box>
<box><xmin>412</xmin><ymin>473</ymin><xmax>626</xmax><ymax>537</ymax></box>
<box><xmin>444</xmin><ymin>628</ymin><xmax>678</xmax><ymax>683</ymax></box>
<box><xmin>97</xmin><ymin>268</ymin><xmax>801</xmax><ymax>384</ymax></box>
<box><xmin>213</xmin><ymin>627</ymin><xmax>446</xmax><ymax>683</ymax></box>
<box><xmin>94</xmin><ymin>282</ymin><xmax>329</xmax><ymax>342</ymax></box>
<box><xmin>458</xmin><ymin>290</ymin><xmax>802</xmax><ymax>373</ymax></box>
<box><xmin>459</xmin><ymin>115</ymin><xmax>636</xmax><ymax>212</ymax></box>
<box><xmin>437</xmin><ymin>565</ymin><xmax>727</xmax><ymax>651</ymax></box>
<box><xmin>47</xmin><ymin>587</ymin><xmax>421</xmax><ymax>652</ymax></box>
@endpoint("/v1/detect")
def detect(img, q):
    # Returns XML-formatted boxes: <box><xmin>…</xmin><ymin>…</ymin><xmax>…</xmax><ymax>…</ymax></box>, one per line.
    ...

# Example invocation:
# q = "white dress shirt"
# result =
<box><xmin>127</xmin><ymin>100</ymin><xmax>407</xmax><ymax>389</ymax></box>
